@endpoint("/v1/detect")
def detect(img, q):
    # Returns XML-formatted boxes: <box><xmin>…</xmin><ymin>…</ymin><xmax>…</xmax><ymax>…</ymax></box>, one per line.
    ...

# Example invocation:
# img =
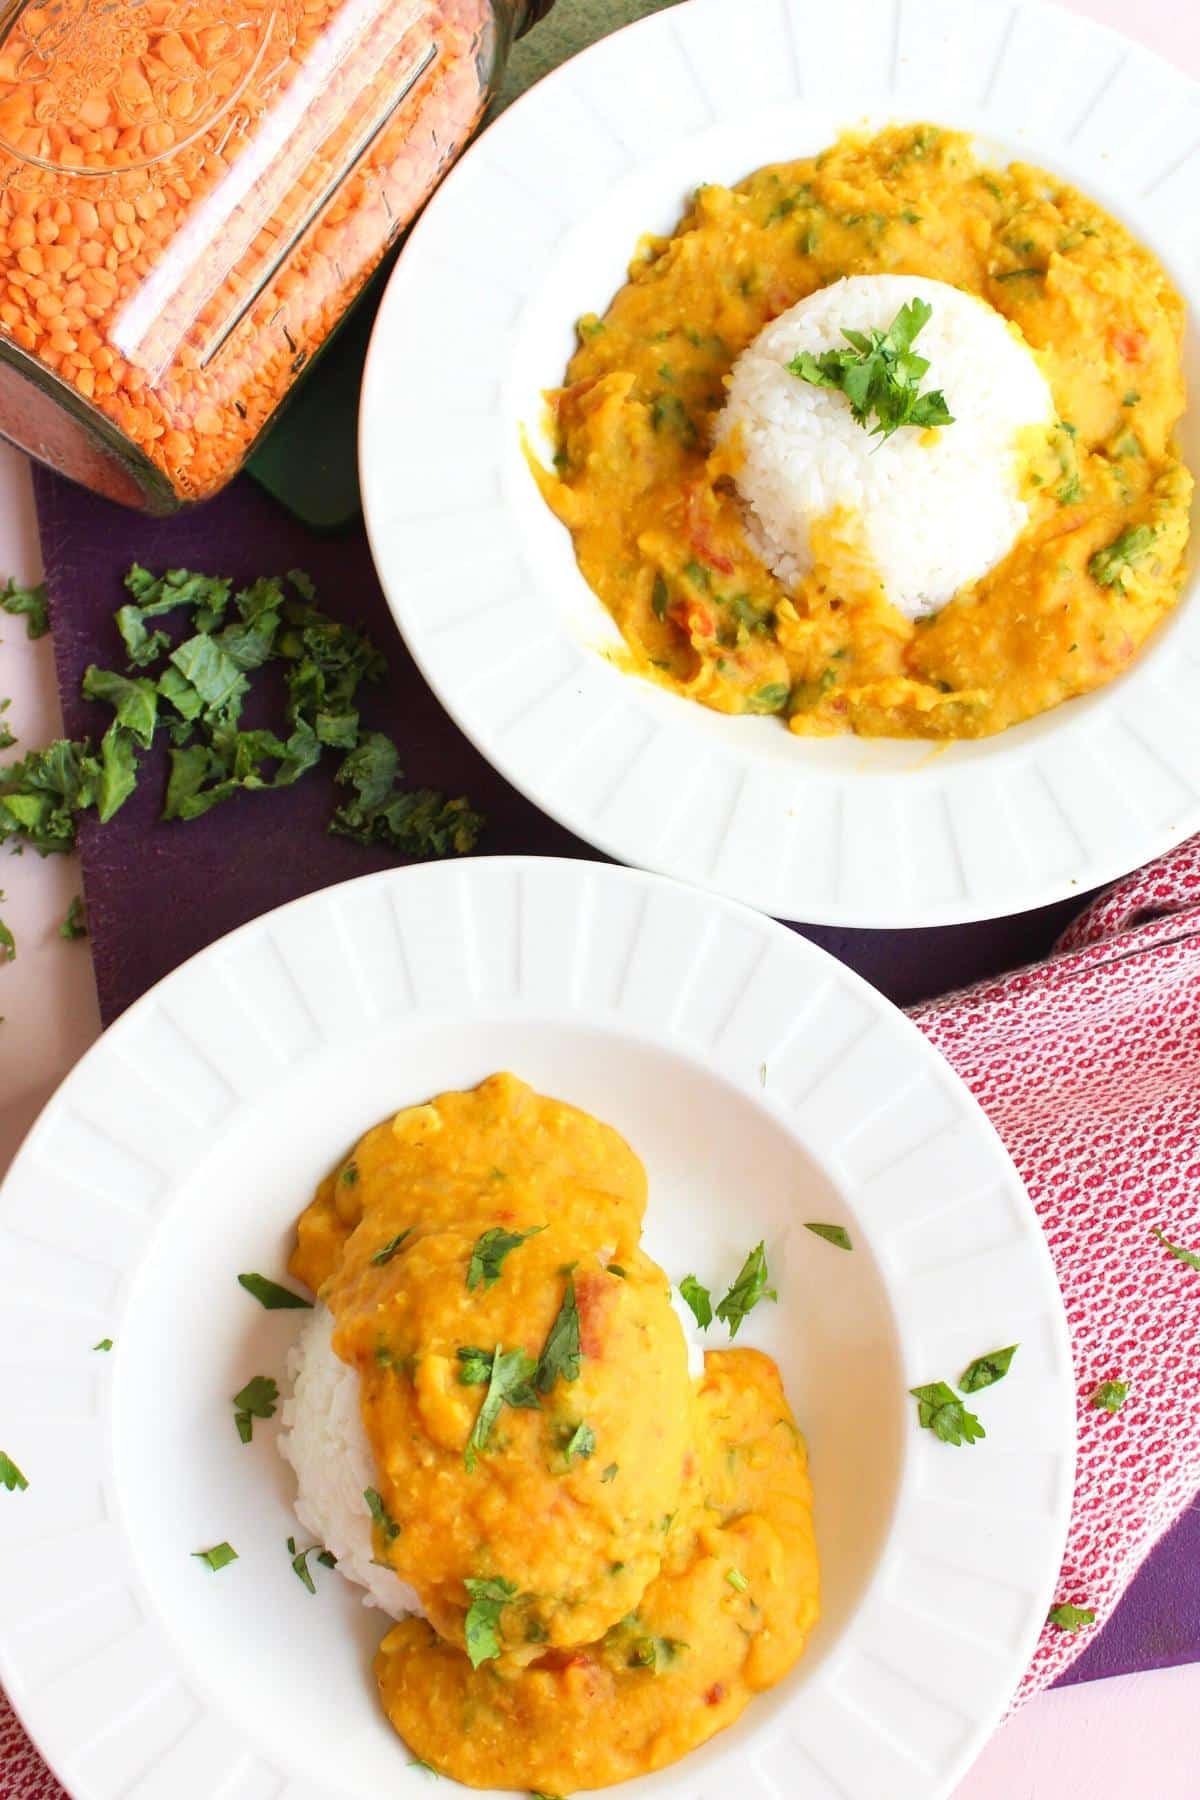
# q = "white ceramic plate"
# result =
<box><xmin>0</xmin><ymin>858</ymin><xmax>1072</xmax><ymax>1800</ymax></box>
<box><xmin>360</xmin><ymin>0</ymin><xmax>1200</xmax><ymax>929</ymax></box>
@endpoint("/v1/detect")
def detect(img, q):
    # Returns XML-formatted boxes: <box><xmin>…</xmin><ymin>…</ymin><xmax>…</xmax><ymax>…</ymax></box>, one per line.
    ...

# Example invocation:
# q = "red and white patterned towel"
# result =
<box><xmin>4</xmin><ymin>843</ymin><xmax>1200</xmax><ymax>1792</ymax></box>
<box><xmin>913</xmin><ymin>836</ymin><xmax>1200</xmax><ymax>1707</ymax></box>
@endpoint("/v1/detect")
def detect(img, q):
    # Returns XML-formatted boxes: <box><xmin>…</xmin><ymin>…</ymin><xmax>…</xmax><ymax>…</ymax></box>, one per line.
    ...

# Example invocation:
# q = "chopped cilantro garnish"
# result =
<box><xmin>331</xmin><ymin>731</ymin><xmax>483</xmax><ymax>857</ymax></box>
<box><xmin>370</xmin><ymin>1229</ymin><xmax>413</xmax><ymax>1267</ymax></box>
<box><xmin>1047</xmin><ymin>1602</ymin><xmax>1095</xmax><ymax>1632</ymax></box>
<box><xmin>788</xmin><ymin>297</ymin><xmax>954</xmax><ymax>441</ymax></box>
<box><xmin>1090</xmin><ymin>1379</ymin><xmax>1128</xmax><ymax>1414</ymax></box>
<box><xmin>193</xmin><ymin>1542</ymin><xmax>238</xmax><ymax>1571</ymax></box>
<box><xmin>601</xmin><ymin>1463</ymin><xmax>619</xmax><ymax>1483</ymax></box>
<box><xmin>339</xmin><ymin>1162</ymin><xmax>358</xmax><ymax>1186</ymax></box>
<box><xmin>289</xmin><ymin>1536</ymin><xmax>335</xmax><ymax>1593</ymax></box>
<box><xmin>534</xmin><ymin>1275</ymin><xmax>582</xmax><ymax>1392</ymax></box>
<box><xmin>745</xmin><ymin>682</ymin><xmax>790</xmax><ymax>715</ymax></box>
<box><xmin>232</xmin><ymin>1374</ymin><xmax>278</xmax><ymax>1443</ymax></box>
<box><xmin>959</xmin><ymin>1345</ymin><xmax>1018</xmax><ymax>1392</ymax></box>
<box><xmin>0</xmin><ymin>564</ymin><xmax>483</xmax><ymax>864</ymax></box>
<box><xmin>0</xmin><ymin>1451</ymin><xmax>28</xmax><ymax>1491</ymax></box>
<box><xmin>0</xmin><ymin>578</ymin><xmax>49</xmax><ymax>639</ymax></box>
<box><xmin>464</xmin><ymin>1574</ymin><xmax>517</xmax><ymax>1667</ymax></box>
<box><xmin>457</xmin><ymin>1346</ymin><xmax>495</xmax><ymax>1386</ymax></box>
<box><xmin>59</xmin><ymin>895</ymin><xmax>86</xmax><ymax>940</ymax></box>
<box><xmin>237</xmin><ymin>1272</ymin><xmax>312</xmax><ymax>1310</ymax></box>
<box><xmin>678</xmin><ymin>1274</ymin><xmax>713</xmax><ymax>1329</ymax></box>
<box><xmin>467</xmin><ymin>1224</ymin><xmax>545</xmax><ymax>1292</ymax></box>
<box><xmin>606</xmin><ymin>1262</ymin><xmax>627</xmax><ymax>1279</ymax></box>
<box><xmin>651</xmin><ymin>573</ymin><xmax>669</xmax><ymax>621</ymax></box>
<box><xmin>1089</xmin><ymin>525</ymin><xmax>1157</xmax><ymax>591</ymax></box>
<box><xmin>993</xmin><ymin>266</ymin><xmax>1047</xmax><ymax>282</ymax></box>
<box><xmin>804</xmin><ymin>1222</ymin><xmax>853</xmax><ymax>1251</ymax></box>
<box><xmin>0</xmin><ymin>909</ymin><xmax>12</xmax><ymax>964</ymax></box>
<box><xmin>910</xmin><ymin>1380</ymin><xmax>986</xmax><ymax>1446</ymax></box>
<box><xmin>715</xmin><ymin>1241</ymin><xmax>777</xmax><ymax>1338</ymax></box>
<box><xmin>726</xmin><ymin>1568</ymin><xmax>749</xmax><ymax>1593</ymax></box>
<box><xmin>465</xmin><ymin>1345</ymin><xmax>539</xmax><ymax>1471</ymax></box>
<box><xmin>93</xmin><ymin>1338</ymin><xmax>112</xmax><ymax>1352</ymax></box>
<box><xmin>564</xmin><ymin>1422</ymin><xmax>596</xmax><ymax>1462</ymax></box>
<box><xmin>364</xmin><ymin>1486</ymin><xmax>401</xmax><ymax>1540</ymax></box>
<box><xmin>1122</xmin><ymin>390</ymin><xmax>1140</xmax><ymax>407</ymax></box>
<box><xmin>1151</xmin><ymin>1224</ymin><xmax>1200</xmax><ymax>1270</ymax></box>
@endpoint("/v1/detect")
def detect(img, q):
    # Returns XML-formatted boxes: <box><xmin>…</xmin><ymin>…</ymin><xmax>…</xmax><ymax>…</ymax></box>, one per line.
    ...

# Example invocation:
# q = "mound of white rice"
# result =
<box><xmin>277</xmin><ymin>1304</ymin><xmax>419</xmax><ymax>1619</ymax></box>
<box><xmin>278</xmin><ymin>1294</ymin><xmax>705</xmax><ymax>1617</ymax></box>
<box><xmin>719</xmin><ymin>273</ymin><xmax>1054</xmax><ymax>619</ymax></box>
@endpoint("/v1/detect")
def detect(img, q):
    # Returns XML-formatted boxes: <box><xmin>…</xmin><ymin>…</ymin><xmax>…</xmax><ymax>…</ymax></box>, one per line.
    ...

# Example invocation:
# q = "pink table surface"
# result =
<box><xmin>1</xmin><ymin>2</ymin><xmax>1198</xmax><ymax>1793</ymax></box>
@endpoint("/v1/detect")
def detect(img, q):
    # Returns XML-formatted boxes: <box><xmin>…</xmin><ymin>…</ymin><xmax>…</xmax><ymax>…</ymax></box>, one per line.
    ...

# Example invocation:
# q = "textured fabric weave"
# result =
<box><xmin>5</xmin><ymin>844</ymin><xmax>1200</xmax><ymax>1786</ymax></box>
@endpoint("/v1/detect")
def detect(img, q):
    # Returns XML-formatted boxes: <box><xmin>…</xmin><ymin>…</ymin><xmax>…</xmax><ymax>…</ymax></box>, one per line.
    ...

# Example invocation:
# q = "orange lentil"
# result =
<box><xmin>0</xmin><ymin>0</ymin><xmax>509</xmax><ymax>508</ymax></box>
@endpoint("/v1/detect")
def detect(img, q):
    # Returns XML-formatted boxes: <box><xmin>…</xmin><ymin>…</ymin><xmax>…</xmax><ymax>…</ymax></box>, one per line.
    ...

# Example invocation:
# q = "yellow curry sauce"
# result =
<box><xmin>532</xmin><ymin>125</ymin><xmax>1191</xmax><ymax>739</ymax></box>
<box><xmin>290</xmin><ymin>1073</ymin><xmax>819</xmax><ymax>1791</ymax></box>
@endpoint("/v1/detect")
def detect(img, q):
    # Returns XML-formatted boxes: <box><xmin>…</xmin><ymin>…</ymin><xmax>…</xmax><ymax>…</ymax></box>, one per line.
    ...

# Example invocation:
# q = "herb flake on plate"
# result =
<box><xmin>0</xmin><ymin>1452</ymin><xmax>28</xmax><ymax>1492</ymax></box>
<box><xmin>237</xmin><ymin>1272</ymin><xmax>312</xmax><ymax>1311</ymax></box>
<box><xmin>804</xmin><ymin>1222</ymin><xmax>853</xmax><ymax>1251</ymax></box>
<box><xmin>910</xmin><ymin>1380</ymin><xmax>986</xmax><ymax>1447</ymax></box>
<box><xmin>959</xmin><ymin>1345</ymin><xmax>1019</xmax><ymax>1392</ymax></box>
<box><xmin>678</xmin><ymin>1274</ymin><xmax>713</xmax><ymax>1329</ymax></box>
<box><xmin>233</xmin><ymin>1374</ymin><xmax>279</xmax><ymax>1443</ymax></box>
<box><xmin>193</xmin><ymin>1542</ymin><xmax>238</xmax><ymax>1571</ymax></box>
<box><xmin>1090</xmin><ymin>1380</ymin><xmax>1128</xmax><ymax>1414</ymax></box>
<box><xmin>715</xmin><ymin>1241</ymin><xmax>777</xmax><ymax>1338</ymax></box>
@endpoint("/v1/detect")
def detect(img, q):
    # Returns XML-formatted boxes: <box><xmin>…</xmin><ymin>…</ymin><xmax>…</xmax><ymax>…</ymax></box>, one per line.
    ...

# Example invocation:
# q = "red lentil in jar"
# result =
<box><xmin>0</xmin><ymin>0</ymin><xmax>553</xmax><ymax>508</ymax></box>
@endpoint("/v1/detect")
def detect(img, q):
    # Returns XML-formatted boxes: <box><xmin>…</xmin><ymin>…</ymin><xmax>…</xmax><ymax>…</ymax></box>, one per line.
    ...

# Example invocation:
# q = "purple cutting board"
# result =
<box><xmin>30</xmin><ymin>458</ymin><xmax>1200</xmax><ymax>1689</ymax></box>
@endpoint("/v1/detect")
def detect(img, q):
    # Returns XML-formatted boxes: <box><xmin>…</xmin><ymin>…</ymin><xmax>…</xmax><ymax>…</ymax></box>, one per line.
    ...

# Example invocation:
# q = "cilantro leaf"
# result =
<box><xmin>804</xmin><ymin>1222</ymin><xmax>853</xmax><ymax>1251</ymax></box>
<box><xmin>456</xmin><ymin>1346</ymin><xmax>495</xmax><ymax>1386</ymax></box>
<box><xmin>59</xmin><ymin>895</ymin><xmax>86</xmax><ymax>940</ymax></box>
<box><xmin>93</xmin><ymin>1338</ymin><xmax>112</xmax><ymax>1352</ymax></box>
<box><xmin>465</xmin><ymin>1344</ymin><xmax>539</xmax><ymax>1471</ymax></box>
<box><xmin>232</xmin><ymin>1375</ymin><xmax>278</xmax><ymax>1443</ymax></box>
<box><xmin>0</xmin><ymin>578</ymin><xmax>49</xmax><ymax>639</ymax></box>
<box><xmin>193</xmin><ymin>1542</ymin><xmax>238</xmax><ymax>1571</ymax></box>
<box><xmin>565</xmin><ymin>1422</ymin><xmax>596</xmax><ymax>1462</ymax></box>
<box><xmin>97</xmin><ymin>723</ymin><xmax>138</xmax><ymax>822</ymax></box>
<box><xmin>1047</xmin><ymin>1602</ymin><xmax>1095</xmax><ymax>1632</ymax></box>
<box><xmin>726</xmin><ymin>1567</ymin><xmax>749</xmax><ymax>1593</ymax></box>
<box><xmin>364</xmin><ymin>1486</ymin><xmax>401</xmax><ymax>1540</ymax></box>
<box><xmin>788</xmin><ymin>297</ymin><xmax>954</xmax><ymax>442</ymax></box>
<box><xmin>0</xmin><ymin>908</ymin><xmax>13</xmax><ymax>964</ymax></box>
<box><xmin>1089</xmin><ymin>524</ymin><xmax>1158</xmax><ymax>591</ymax></box>
<box><xmin>370</xmin><ymin>1229</ymin><xmax>413</xmax><ymax>1267</ymax></box>
<box><xmin>464</xmin><ymin>1574</ymin><xmax>517</xmax><ymax>1667</ymax></box>
<box><xmin>959</xmin><ymin>1345</ymin><xmax>1019</xmax><ymax>1393</ymax></box>
<box><xmin>0</xmin><ymin>736</ymin><xmax>103</xmax><ymax>855</ymax></box>
<box><xmin>678</xmin><ymin>1275</ymin><xmax>713</xmax><ymax>1329</ymax></box>
<box><xmin>80</xmin><ymin>666</ymin><xmax>159</xmax><ymax>748</ymax></box>
<box><xmin>601</xmin><ymin>1463</ymin><xmax>619</xmax><ymax>1483</ymax></box>
<box><xmin>331</xmin><ymin>732</ymin><xmax>484</xmax><ymax>858</ymax></box>
<box><xmin>289</xmin><ymin>1536</ymin><xmax>334</xmax><ymax>1594</ymax></box>
<box><xmin>0</xmin><ymin>1451</ymin><xmax>28</xmax><ymax>1491</ymax></box>
<box><xmin>237</xmin><ymin>1272</ymin><xmax>312</xmax><ymax>1311</ymax></box>
<box><xmin>715</xmin><ymin>1241</ymin><xmax>777</xmax><ymax>1338</ymax></box>
<box><xmin>467</xmin><ymin>1225</ymin><xmax>545</xmax><ymax>1292</ymax></box>
<box><xmin>910</xmin><ymin>1380</ymin><xmax>986</xmax><ymax>1446</ymax></box>
<box><xmin>1151</xmin><ymin>1224</ymin><xmax>1200</xmax><ymax>1271</ymax></box>
<box><xmin>535</xmin><ymin>1276</ymin><xmax>582</xmax><ymax>1393</ymax></box>
<box><xmin>1090</xmin><ymin>1380</ymin><xmax>1128</xmax><ymax>1414</ymax></box>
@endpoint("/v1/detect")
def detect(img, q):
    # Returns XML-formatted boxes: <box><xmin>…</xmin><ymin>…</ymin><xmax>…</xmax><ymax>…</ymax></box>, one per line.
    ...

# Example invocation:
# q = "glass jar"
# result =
<box><xmin>0</xmin><ymin>0</ymin><xmax>552</xmax><ymax>509</ymax></box>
